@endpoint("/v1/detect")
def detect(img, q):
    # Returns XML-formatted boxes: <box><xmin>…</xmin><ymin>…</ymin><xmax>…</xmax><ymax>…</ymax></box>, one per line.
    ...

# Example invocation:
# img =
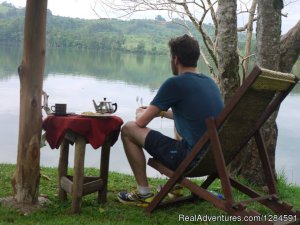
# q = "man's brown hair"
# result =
<box><xmin>168</xmin><ymin>34</ymin><xmax>200</xmax><ymax>67</ymax></box>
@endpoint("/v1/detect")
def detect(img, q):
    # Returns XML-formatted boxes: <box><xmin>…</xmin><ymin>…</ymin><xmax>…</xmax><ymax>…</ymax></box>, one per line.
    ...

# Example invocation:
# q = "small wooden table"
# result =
<box><xmin>42</xmin><ymin>115</ymin><xmax>123</xmax><ymax>213</ymax></box>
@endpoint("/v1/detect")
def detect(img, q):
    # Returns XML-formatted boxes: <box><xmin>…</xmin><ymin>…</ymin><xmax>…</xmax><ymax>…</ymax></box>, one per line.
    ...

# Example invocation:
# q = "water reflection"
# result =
<box><xmin>0</xmin><ymin>47</ymin><xmax>299</xmax><ymax>184</ymax></box>
<box><xmin>0</xmin><ymin>75</ymin><xmax>174</xmax><ymax>178</ymax></box>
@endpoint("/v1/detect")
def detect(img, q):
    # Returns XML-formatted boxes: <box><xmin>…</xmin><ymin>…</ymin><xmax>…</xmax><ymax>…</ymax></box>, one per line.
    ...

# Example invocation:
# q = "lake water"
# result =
<box><xmin>0</xmin><ymin>47</ymin><xmax>299</xmax><ymax>185</ymax></box>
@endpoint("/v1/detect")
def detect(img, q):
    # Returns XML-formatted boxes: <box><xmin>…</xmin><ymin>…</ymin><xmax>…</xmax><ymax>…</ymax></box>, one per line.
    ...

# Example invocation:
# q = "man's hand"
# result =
<box><xmin>135</xmin><ymin>105</ymin><xmax>160</xmax><ymax>128</ymax></box>
<box><xmin>136</xmin><ymin>106</ymin><xmax>147</xmax><ymax>120</ymax></box>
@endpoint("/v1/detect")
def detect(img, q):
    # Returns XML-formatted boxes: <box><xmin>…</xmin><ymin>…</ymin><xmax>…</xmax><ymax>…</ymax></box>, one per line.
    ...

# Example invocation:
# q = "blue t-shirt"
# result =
<box><xmin>151</xmin><ymin>72</ymin><xmax>224</xmax><ymax>151</ymax></box>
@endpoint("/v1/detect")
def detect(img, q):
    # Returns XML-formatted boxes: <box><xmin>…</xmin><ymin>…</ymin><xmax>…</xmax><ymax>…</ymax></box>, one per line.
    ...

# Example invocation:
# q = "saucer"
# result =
<box><xmin>80</xmin><ymin>112</ymin><xmax>112</xmax><ymax>118</ymax></box>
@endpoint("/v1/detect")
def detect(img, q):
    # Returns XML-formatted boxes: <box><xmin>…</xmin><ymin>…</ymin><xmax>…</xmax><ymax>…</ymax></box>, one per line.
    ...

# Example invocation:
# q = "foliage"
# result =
<box><xmin>0</xmin><ymin>3</ymin><xmax>188</xmax><ymax>54</ymax></box>
<box><xmin>0</xmin><ymin>164</ymin><xmax>299</xmax><ymax>225</ymax></box>
<box><xmin>0</xmin><ymin>2</ymin><xmax>243</xmax><ymax>55</ymax></box>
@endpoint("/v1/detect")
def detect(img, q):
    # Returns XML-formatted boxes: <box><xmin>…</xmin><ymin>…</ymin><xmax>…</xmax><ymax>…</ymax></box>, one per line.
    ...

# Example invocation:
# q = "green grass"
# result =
<box><xmin>0</xmin><ymin>164</ymin><xmax>299</xmax><ymax>225</ymax></box>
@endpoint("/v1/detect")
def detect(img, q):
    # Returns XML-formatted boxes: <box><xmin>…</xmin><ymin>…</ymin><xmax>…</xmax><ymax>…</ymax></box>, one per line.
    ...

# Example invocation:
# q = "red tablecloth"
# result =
<box><xmin>43</xmin><ymin>115</ymin><xmax>123</xmax><ymax>149</ymax></box>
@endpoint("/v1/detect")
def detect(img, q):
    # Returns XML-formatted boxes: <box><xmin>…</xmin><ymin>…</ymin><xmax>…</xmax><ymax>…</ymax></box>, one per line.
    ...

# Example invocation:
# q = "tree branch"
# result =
<box><xmin>237</xmin><ymin>18</ymin><xmax>257</xmax><ymax>32</ymax></box>
<box><xmin>199</xmin><ymin>45</ymin><xmax>218</xmax><ymax>82</ymax></box>
<box><xmin>279</xmin><ymin>20</ymin><xmax>300</xmax><ymax>72</ymax></box>
<box><xmin>181</xmin><ymin>0</ymin><xmax>218</xmax><ymax>67</ymax></box>
<box><xmin>206</xmin><ymin>0</ymin><xmax>218</xmax><ymax>36</ymax></box>
<box><xmin>243</xmin><ymin>0</ymin><xmax>257</xmax><ymax>75</ymax></box>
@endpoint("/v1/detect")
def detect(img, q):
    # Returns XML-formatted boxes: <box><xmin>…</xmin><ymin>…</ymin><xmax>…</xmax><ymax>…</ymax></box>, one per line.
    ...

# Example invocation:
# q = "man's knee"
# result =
<box><xmin>121</xmin><ymin>121</ymin><xmax>137</xmax><ymax>138</ymax></box>
<box><xmin>121</xmin><ymin>121</ymin><xmax>150</xmax><ymax>146</ymax></box>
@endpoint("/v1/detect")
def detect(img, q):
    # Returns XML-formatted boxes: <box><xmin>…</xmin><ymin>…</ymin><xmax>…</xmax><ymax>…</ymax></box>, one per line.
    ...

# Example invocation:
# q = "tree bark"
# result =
<box><xmin>279</xmin><ymin>20</ymin><xmax>300</xmax><ymax>72</ymax></box>
<box><xmin>256</xmin><ymin>0</ymin><xmax>281</xmax><ymax>70</ymax></box>
<box><xmin>252</xmin><ymin>0</ymin><xmax>281</xmax><ymax>185</ymax></box>
<box><xmin>229</xmin><ymin>0</ymin><xmax>282</xmax><ymax>186</ymax></box>
<box><xmin>216</xmin><ymin>0</ymin><xmax>240</xmax><ymax>103</ymax></box>
<box><xmin>12</xmin><ymin>0</ymin><xmax>48</xmax><ymax>203</ymax></box>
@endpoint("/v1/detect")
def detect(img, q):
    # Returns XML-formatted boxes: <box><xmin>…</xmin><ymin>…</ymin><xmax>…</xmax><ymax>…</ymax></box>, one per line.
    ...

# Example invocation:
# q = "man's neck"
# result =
<box><xmin>178</xmin><ymin>67</ymin><xmax>198</xmax><ymax>75</ymax></box>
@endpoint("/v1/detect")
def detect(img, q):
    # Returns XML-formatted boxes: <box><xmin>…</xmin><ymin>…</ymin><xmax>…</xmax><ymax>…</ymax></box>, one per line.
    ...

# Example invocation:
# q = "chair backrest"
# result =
<box><xmin>186</xmin><ymin>66</ymin><xmax>298</xmax><ymax>177</ymax></box>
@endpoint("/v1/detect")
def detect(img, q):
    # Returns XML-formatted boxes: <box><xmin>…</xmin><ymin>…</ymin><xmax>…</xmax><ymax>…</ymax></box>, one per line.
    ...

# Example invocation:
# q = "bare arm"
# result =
<box><xmin>135</xmin><ymin>105</ymin><xmax>173</xmax><ymax>127</ymax></box>
<box><xmin>136</xmin><ymin>105</ymin><xmax>160</xmax><ymax>128</ymax></box>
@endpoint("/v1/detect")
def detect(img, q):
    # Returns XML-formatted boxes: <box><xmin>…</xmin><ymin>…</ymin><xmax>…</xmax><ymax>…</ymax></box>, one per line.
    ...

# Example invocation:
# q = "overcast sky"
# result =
<box><xmin>1</xmin><ymin>0</ymin><xmax>299</xmax><ymax>33</ymax></box>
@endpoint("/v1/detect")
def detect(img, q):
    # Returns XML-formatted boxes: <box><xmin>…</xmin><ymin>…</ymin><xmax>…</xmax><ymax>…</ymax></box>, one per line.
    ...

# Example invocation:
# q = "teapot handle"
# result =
<box><xmin>112</xmin><ymin>103</ymin><xmax>118</xmax><ymax>113</ymax></box>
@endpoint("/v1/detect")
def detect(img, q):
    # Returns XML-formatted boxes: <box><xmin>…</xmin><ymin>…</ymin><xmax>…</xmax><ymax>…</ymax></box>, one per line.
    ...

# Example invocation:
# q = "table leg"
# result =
<box><xmin>98</xmin><ymin>136</ymin><xmax>111</xmax><ymax>204</ymax></box>
<box><xmin>58</xmin><ymin>138</ymin><xmax>69</xmax><ymax>201</ymax></box>
<box><xmin>72</xmin><ymin>135</ymin><xmax>86</xmax><ymax>213</ymax></box>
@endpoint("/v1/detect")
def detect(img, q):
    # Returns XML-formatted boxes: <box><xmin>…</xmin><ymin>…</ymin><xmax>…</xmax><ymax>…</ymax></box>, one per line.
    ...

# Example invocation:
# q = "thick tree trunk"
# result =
<box><xmin>252</xmin><ymin>0</ymin><xmax>281</xmax><ymax>185</ymax></box>
<box><xmin>229</xmin><ymin>0</ymin><xmax>282</xmax><ymax>186</ymax></box>
<box><xmin>216</xmin><ymin>0</ymin><xmax>240</xmax><ymax>103</ymax></box>
<box><xmin>256</xmin><ymin>1</ymin><xmax>281</xmax><ymax>69</ymax></box>
<box><xmin>12</xmin><ymin>0</ymin><xmax>48</xmax><ymax>203</ymax></box>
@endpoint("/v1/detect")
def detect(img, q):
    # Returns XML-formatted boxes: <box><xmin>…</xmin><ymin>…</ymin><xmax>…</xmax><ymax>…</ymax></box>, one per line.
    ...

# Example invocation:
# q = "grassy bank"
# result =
<box><xmin>0</xmin><ymin>164</ymin><xmax>299</xmax><ymax>225</ymax></box>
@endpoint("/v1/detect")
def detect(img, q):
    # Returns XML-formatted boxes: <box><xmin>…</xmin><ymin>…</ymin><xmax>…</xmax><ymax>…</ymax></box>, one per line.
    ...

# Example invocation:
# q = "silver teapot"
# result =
<box><xmin>93</xmin><ymin>98</ymin><xmax>117</xmax><ymax>114</ymax></box>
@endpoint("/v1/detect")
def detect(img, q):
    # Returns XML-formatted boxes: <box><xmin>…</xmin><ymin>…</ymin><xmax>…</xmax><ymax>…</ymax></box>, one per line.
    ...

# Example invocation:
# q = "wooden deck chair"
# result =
<box><xmin>145</xmin><ymin>65</ymin><xmax>300</xmax><ymax>225</ymax></box>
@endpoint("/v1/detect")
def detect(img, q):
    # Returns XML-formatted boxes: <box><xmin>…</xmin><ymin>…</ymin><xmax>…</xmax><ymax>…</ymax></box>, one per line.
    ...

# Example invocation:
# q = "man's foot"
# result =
<box><xmin>117</xmin><ymin>190</ymin><xmax>154</xmax><ymax>206</ymax></box>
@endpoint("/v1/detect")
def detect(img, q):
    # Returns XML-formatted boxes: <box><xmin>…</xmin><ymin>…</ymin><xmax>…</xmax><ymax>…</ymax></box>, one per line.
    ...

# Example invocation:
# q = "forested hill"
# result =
<box><xmin>0</xmin><ymin>2</ymin><xmax>216</xmax><ymax>54</ymax></box>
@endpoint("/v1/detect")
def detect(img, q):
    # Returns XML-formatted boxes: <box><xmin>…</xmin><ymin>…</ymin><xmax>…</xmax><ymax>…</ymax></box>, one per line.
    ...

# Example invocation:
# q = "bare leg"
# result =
<box><xmin>121</xmin><ymin>121</ymin><xmax>151</xmax><ymax>187</ymax></box>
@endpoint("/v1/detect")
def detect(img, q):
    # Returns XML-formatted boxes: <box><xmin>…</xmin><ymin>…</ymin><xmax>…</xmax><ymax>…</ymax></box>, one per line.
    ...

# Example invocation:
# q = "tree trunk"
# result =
<box><xmin>12</xmin><ymin>0</ymin><xmax>48</xmax><ymax>203</ymax></box>
<box><xmin>216</xmin><ymin>0</ymin><xmax>240</xmax><ymax>103</ymax></box>
<box><xmin>252</xmin><ymin>0</ymin><xmax>281</xmax><ymax>185</ymax></box>
<box><xmin>229</xmin><ymin>0</ymin><xmax>282</xmax><ymax>186</ymax></box>
<box><xmin>256</xmin><ymin>0</ymin><xmax>281</xmax><ymax>70</ymax></box>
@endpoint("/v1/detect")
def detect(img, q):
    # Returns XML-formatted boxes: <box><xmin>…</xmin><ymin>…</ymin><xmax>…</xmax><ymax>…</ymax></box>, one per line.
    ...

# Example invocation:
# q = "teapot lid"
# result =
<box><xmin>101</xmin><ymin>97</ymin><xmax>110</xmax><ymax>103</ymax></box>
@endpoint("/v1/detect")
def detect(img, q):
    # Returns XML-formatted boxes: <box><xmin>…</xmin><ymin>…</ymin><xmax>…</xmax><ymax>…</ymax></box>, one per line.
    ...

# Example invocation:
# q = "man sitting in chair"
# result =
<box><xmin>118</xmin><ymin>34</ymin><xmax>224</xmax><ymax>205</ymax></box>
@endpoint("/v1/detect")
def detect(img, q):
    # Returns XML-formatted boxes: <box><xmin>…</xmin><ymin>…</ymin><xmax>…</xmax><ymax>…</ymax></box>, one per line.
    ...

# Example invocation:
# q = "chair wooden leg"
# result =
<box><xmin>98</xmin><ymin>136</ymin><xmax>111</xmax><ymax>204</ymax></box>
<box><xmin>146</xmin><ymin>157</ymin><xmax>197</xmax><ymax>215</ymax></box>
<box><xmin>148</xmin><ymin>158</ymin><xmax>279</xmax><ymax>224</ymax></box>
<box><xmin>71</xmin><ymin>136</ymin><xmax>86</xmax><ymax>213</ymax></box>
<box><xmin>254</xmin><ymin>130</ymin><xmax>277</xmax><ymax>195</ymax></box>
<box><xmin>58</xmin><ymin>138</ymin><xmax>69</xmax><ymax>201</ymax></box>
<box><xmin>206</xmin><ymin>117</ymin><xmax>234</xmax><ymax>204</ymax></box>
<box><xmin>148</xmin><ymin>159</ymin><xmax>226</xmax><ymax>211</ymax></box>
<box><xmin>230</xmin><ymin>178</ymin><xmax>300</xmax><ymax>218</ymax></box>
<box><xmin>145</xmin><ymin>176</ymin><xmax>177</xmax><ymax>215</ymax></box>
<box><xmin>201</xmin><ymin>174</ymin><xmax>218</xmax><ymax>189</ymax></box>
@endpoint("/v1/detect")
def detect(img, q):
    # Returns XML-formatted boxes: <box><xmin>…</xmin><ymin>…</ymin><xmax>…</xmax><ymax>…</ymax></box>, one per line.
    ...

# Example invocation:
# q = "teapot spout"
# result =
<box><xmin>92</xmin><ymin>99</ymin><xmax>98</xmax><ymax>111</ymax></box>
